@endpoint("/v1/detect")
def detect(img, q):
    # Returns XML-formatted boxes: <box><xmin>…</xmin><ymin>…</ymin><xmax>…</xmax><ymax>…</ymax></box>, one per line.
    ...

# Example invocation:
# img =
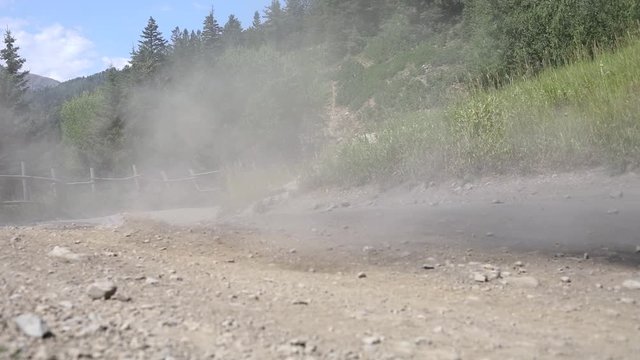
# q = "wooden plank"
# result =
<box><xmin>20</xmin><ymin>162</ymin><xmax>28</xmax><ymax>202</ymax></box>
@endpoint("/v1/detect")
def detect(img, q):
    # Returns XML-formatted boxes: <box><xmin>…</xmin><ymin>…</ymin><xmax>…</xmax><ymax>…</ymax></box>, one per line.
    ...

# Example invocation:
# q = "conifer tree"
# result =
<box><xmin>252</xmin><ymin>11</ymin><xmax>262</xmax><ymax>29</ymax></box>
<box><xmin>222</xmin><ymin>15</ymin><xmax>243</xmax><ymax>48</ymax></box>
<box><xmin>130</xmin><ymin>17</ymin><xmax>169</xmax><ymax>78</ymax></box>
<box><xmin>202</xmin><ymin>10</ymin><xmax>222</xmax><ymax>54</ymax></box>
<box><xmin>0</xmin><ymin>30</ymin><xmax>29</xmax><ymax>113</ymax></box>
<box><xmin>264</xmin><ymin>0</ymin><xmax>285</xmax><ymax>46</ymax></box>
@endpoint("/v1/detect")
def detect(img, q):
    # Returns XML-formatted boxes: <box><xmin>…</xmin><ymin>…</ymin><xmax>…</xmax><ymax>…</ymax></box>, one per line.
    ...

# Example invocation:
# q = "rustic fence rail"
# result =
<box><xmin>0</xmin><ymin>161</ymin><xmax>222</xmax><ymax>205</ymax></box>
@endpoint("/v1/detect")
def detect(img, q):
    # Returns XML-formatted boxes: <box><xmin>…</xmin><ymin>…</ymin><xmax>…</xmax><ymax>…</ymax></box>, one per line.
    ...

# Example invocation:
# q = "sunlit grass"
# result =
<box><xmin>312</xmin><ymin>37</ymin><xmax>640</xmax><ymax>186</ymax></box>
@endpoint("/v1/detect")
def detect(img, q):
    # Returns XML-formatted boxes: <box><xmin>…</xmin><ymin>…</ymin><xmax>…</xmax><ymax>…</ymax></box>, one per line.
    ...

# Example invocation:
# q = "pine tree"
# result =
<box><xmin>130</xmin><ymin>17</ymin><xmax>169</xmax><ymax>78</ymax></box>
<box><xmin>222</xmin><ymin>15</ymin><xmax>243</xmax><ymax>48</ymax></box>
<box><xmin>202</xmin><ymin>10</ymin><xmax>222</xmax><ymax>54</ymax></box>
<box><xmin>264</xmin><ymin>0</ymin><xmax>285</xmax><ymax>47</ymax></box>
<box><xmin>0</xmin><ymin>30</ymin><xmax>29</xmax><ymax>113</ymax></box>
<box><xmin>246</xmin><ymin>11</ymin><xmax>265</xmax><ymax>48</ymax></box>
<box><xmin>252</xmin><ymin>11</ymin><xmax>262</xmax><ymax>29</ymax></box>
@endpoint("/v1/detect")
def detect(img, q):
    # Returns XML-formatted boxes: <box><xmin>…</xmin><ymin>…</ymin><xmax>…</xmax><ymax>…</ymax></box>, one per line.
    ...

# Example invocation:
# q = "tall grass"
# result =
<box><xmin>311</xmin><ymin>37</ymin><xmax>640</xmax><ymax>186</ymax></box>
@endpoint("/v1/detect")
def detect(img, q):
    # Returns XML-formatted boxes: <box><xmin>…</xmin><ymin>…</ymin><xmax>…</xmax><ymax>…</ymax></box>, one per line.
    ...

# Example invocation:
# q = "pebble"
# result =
<box><xmin>145</xmin><ymin>277</ymin><xmax>160</xmax><ymax>285</ymax></box>
<box><xmin>87</xmin><ymin>280</ymin><xmax>118</xmax><ymax>300</ymax></box>
<box><xmin>357</xmin><ymin>272</ymin><xmax>367</xmax><ymax>279</ymax></box>
<box><xmin>609</xmin><ymin>190</ymin><xmax>624</xmax><ymax>199</ymax></box>
<box><xmin>362</xmin><ymin>336</ymin><xmax>383</xmax><ymax>346</ymax></box>
<box><xmin>620</xmin><ymin>297</ymin><xmax>636</xmax><ymax>305</ymax></box>
<box><xmin>607</xmin><ymin>209</ymin><xmax>619</xmax><ymax>215</ymax></box>
<box><xmin>622</xmin><ymin>279</ymin><xmax>640</xmax><ymax>290</ymax></box>
<box><xmin>14</xmin><ymin>313</ymin><xmax>52</xmax><ymax>338</ymax></box>
<box><xmin>48</xmin><ymin>246</ymin><xmax>83</xmax><ymax>262</ymax></box>
<box><xmin>473</xmin><ymin>273</ymin><xmax>487</xmax><ymax>283</ymax></box>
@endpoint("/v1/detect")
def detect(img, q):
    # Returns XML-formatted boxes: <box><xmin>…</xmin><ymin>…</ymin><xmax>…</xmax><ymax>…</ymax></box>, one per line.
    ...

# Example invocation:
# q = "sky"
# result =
<box><xmin>0</xmin><ymin>0</ymin><xmax>272</xmax><ymax>81</ymax></box>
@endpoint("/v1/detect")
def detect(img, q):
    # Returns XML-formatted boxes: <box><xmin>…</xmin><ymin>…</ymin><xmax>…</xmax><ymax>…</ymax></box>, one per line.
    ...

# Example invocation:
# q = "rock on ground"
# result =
<box><xmin>14</xmin><ymin>313</ymin><xmax>52</xmax><ymax>338</ymax></box>
<box><xmin>86</xmin><ymin>280</ymin><xmax>118</xmax><ymax>300</ymax></box>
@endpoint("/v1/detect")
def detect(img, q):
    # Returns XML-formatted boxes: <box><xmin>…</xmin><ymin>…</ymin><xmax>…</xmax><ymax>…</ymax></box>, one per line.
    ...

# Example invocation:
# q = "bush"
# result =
<box><xmin>465</xmin><ymin>0</ymin><xmax>640</xmax><ymax>79</ymax></box>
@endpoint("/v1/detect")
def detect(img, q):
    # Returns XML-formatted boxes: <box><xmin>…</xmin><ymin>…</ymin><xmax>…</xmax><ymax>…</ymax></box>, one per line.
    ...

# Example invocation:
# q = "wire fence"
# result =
<box><xmin>0</xmin><ymin>161</ymin><xmax>222</xmax><ymax>205</ymax></box>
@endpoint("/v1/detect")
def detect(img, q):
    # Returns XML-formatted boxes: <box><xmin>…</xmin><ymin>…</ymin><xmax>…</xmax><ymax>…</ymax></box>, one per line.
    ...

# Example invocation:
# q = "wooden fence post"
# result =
<box><xmin>188</xmin><ymin>169</ymin><xmax>198</xmax><ymax>191</ymax></box>
<box><xmin>132</xmin><ymin>164</ymin><xmax>140</xmax><ymax>192</ymax></box>
<box><xmin>89</xmin><ymin>167</ymin><xmax>96</xmax><ymax>193</ymax></box>
<box><xmin>161</xmin><ymin>171</ymin><xmax>170</xmax><ymax>189</ymax></box>
<box><xmin>20</xmin><ymin>161</ymin><xmax>28</xmax><ymax>202</ymax></box>
<box><xmin>50</xmin><ymin>168</ymin><xmax>57</xmax><ymax>198</ymax></box>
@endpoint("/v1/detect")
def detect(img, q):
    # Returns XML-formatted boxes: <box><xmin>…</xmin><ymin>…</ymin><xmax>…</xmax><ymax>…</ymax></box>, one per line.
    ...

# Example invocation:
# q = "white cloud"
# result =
<box><xmin>14</xmin><ymin>24</ymin><xmax>96</xmax><ymax>81</ymax></box>
<box><xmin>101</xmin><ymin>56</ymin><xmax>129</xmax><ymax>70</ymax></box>
<box><xmin>0</xmin><ymin>17</ymin><xmax>127</xmax><ymax>81</ymax></box>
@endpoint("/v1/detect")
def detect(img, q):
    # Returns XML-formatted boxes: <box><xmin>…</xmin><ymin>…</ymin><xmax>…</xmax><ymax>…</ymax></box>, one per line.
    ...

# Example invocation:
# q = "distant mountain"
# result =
<box><xmin>28</xmin><ymin>70</ymin><xmax>110</xmax><ymax>126</ymax></box>
<box><xmin>26</xmin><ymin>73</ymin><xmax>60</xmax><ymax>91</ymax></box>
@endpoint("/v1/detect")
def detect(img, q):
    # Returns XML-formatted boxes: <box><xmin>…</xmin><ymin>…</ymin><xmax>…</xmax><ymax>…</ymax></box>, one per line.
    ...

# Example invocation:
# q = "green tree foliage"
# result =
<box><xmin>49</xmin><ymin>0</ymin><xmax>640</xmax><ymax>177</ymax></box>
<box><xmin>0</xmin><ymin>30</ymin><xmax>29</xmax><ymax>114</ymax></box>
<box><xmin>465</xmin><ymin>0</ymin><xmax>640</xmax><ymax>79</ymax></box>
<box><xmin>222</xmin><ymin>15</ymin><xmax>243</xmax><ymax>49</ymax></box>
<box><xmin>245</xmin><ymin>11</ymin><xmax>265</xmax><ymax>47</ymax></box>
<box><xmin>202</xmin><ymin>10</ymin><xmax>223</xmax><ymax>56</ymax></box>
<box><xmin>264</xmin><ymin>0</ymin><xmax>287</xmax><ymax>47</ymax></box>
<box><xmin>0</xmin><ymin>29</ymin><xmax>30</xmax><ymax>159</ymax></box>
<box><xmin>252</xmin><ymin>11</ymin><xmax>262</xmax><ymax>29</ymax></box>
<box><xmin>131</xmin><ymin>17</ymin><xmax>169</xmax><ymax>79</ymax></box>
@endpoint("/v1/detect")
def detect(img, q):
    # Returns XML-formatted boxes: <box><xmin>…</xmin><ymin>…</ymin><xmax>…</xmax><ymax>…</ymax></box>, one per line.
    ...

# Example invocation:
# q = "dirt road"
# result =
<box><xmin>2</xmin><ymin>169</ymin><xmax>640</xmax><ymax>359</ymax></box>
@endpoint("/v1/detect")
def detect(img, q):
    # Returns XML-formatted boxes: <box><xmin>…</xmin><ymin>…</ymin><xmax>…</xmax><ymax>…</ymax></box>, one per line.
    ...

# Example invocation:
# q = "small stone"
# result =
<box><xmin>14</xmin><ymin>313</ymin><xmax>52</xmax><ymax>338</ymax></box>
<box><xmin>485</xmin><ymin>232</ymin><xmax>495</xmax><ymax>237</ymax></box>
<box><xmin>48</xmin><ymin>246</ymin><xmax>83</xmax><ymax>262</ymax></box>
<box><xmin>492</xmin><ymin>199</ymin><xmax>503</xmax><ymax>204</ymax></box>
<box><xmin>86</xmin><ymin>281</ymin><xmax>117</xmax><ymax>300</ymax></box>
<box><xmin>145</xmin><ymin>277</ymin><xmax>160</xmax><ymax>285</ymax></box>
<box><xmin>513</xmin><ymin>261</ymin><xmax>524</xmax><ymax>268</ymax></box>
<box><xmin>422</xmin><ymin>264</ymin><xmax>436</xmax><ymax>270</ymax></box>
<box><xmin>357</xmin><ymin>272</ymin><xmax>367</xmax><ymax>279</ymax></box>
<box><xmin>609</xmin><ymin>191</ymin><xmax>624</xmax><ymax>199</ymax></box>
<box><xmin>290</xmin><ymin>338</ymin><xmax>307</xmax><ymax>347</ymax></box>
<box><xmin>635</xmin><ymin>245</ymin><xmax>640</xmax><ymax>254</ymax></box>
<box><xmin>607</xmin><ymin>209</ymin><xmax>619</xmax><ymax>215</ymax></box>
<box><xmin>583</xmin><ymin>253</ymin><xmax>590</xmax><ymax>260</ymax></box>
<box><xmin>362</xmin><ymin>336</ymin><xmax>383</xmax><ymax>346</ymax></box>
<box><xmin>414</xmin><ymin>337</ymin><xmax>431</xmax><ymax>346</ymax></box>
<box><xmin>113</xmin><ymin>294</ymin><xmax>132</xmax><ymax>302</ymax></box>
<box><xmin>292</xmin><ymin>299</ymin><xmax>310</xmax><ymax>306</ymax></box>
<box><xmin>561</xmin><ymin>276</ymin><xmax>571</xmax><ymax>283</ymax></box>
<box><xmin>341</xmin><ymin>201</ymin><xmax>351</xmax><ymax>208</ymax></box>
<box><xmin>620</xmin><ymin>297</ymin><xmax>636</xmax><ymax>305</ymax></box>
<box><xmin>473</xmin><ymin>273</ymin><xmax>487</xmax><ymax>282</ymax></box>
<box><xmin>622</xmin><ymin>279</ymin><xmax>640</xmax><ymax>290</ymax></box>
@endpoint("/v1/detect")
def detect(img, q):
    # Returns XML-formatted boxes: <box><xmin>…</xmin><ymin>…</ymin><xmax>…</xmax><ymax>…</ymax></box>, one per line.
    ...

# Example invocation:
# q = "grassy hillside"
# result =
<box><xmin>311</xmin><ymin>37</ymin><xmax>640</xmax><ymax>186</ymax></box>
